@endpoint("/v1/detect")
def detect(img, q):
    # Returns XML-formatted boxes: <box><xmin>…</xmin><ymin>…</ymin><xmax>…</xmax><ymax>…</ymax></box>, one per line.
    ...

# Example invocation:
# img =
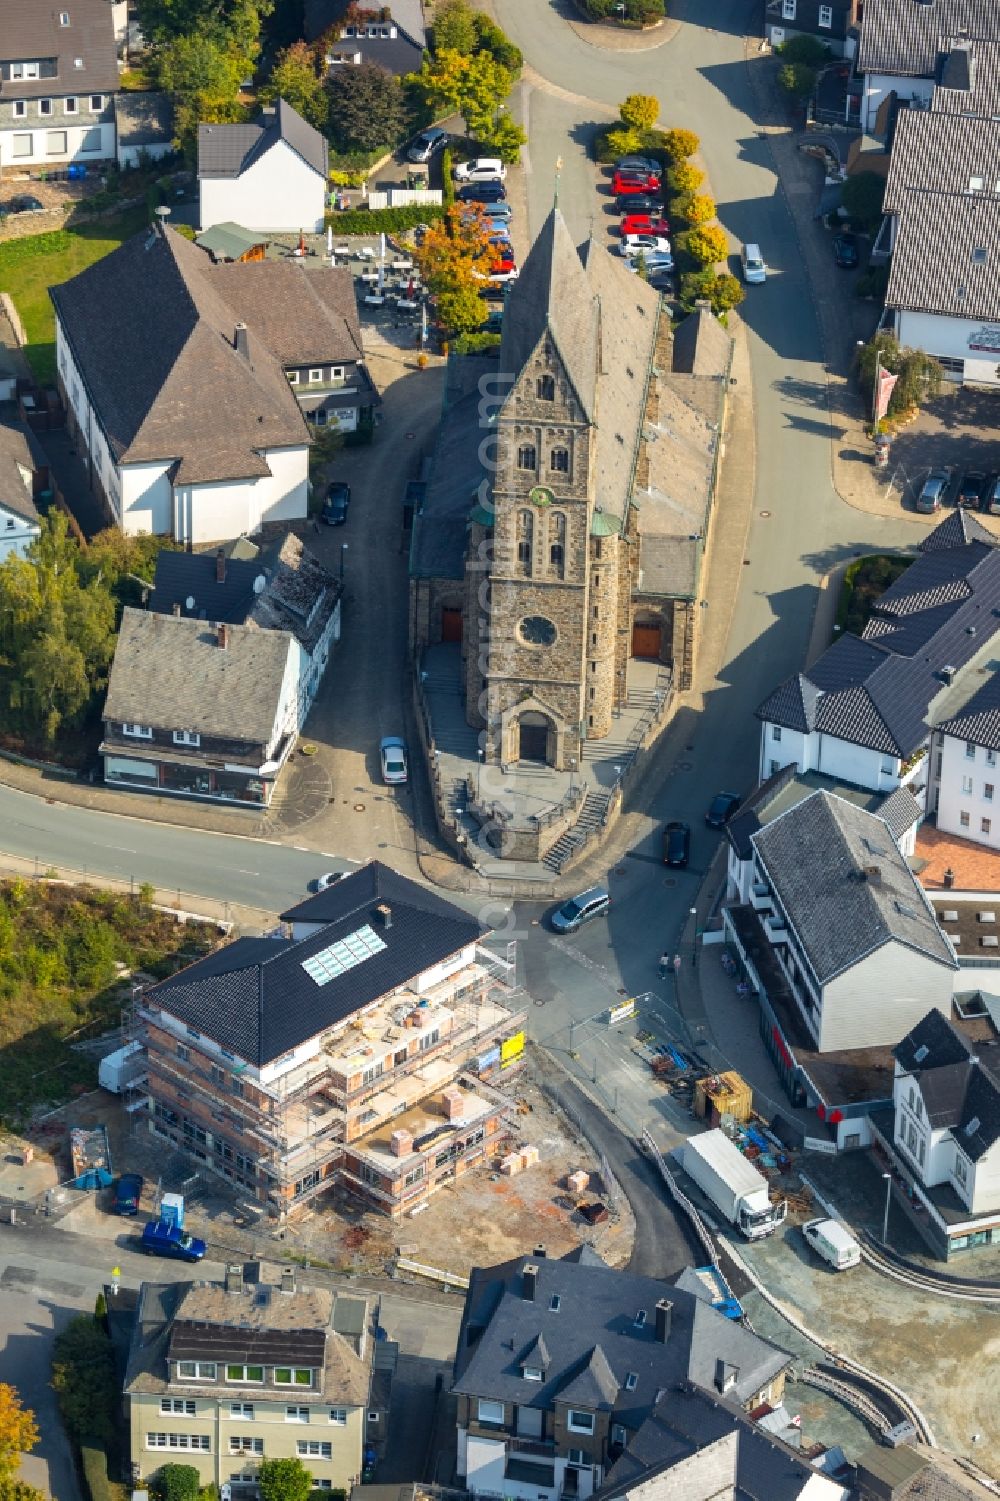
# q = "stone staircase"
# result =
<box><xmin>541</xmin><ymin>790</ymin><xmax>613</xmax><ymax>873</ymax></box>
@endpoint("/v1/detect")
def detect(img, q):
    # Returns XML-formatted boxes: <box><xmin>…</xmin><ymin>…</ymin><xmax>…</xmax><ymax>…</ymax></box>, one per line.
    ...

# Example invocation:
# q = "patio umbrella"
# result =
<box><xmin>297</xmin><ymin>229</ymin><xmax>306</xmax><ymax>256</ymax></box>
<box><xmin>406</xmin><ymin>277</ymin><xmax>415</xmax><ymax>298</ymax></box>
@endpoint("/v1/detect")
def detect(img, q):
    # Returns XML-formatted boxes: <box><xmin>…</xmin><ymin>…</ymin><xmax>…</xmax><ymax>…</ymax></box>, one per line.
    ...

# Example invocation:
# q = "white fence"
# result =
<box><xmin>367</xmin><ymin>189</ymin><xmax>443</xmax><ymax>209</ymax></box>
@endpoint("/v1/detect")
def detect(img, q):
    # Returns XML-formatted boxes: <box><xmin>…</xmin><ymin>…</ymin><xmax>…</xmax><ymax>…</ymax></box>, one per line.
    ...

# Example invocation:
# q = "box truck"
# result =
<box><xmin>98</xmin><ymin>1041</ymin><xmax>146</xmax><ymax>1094</ymax></box>
<box><xmin>678</xmin><ymin>1129</ymin><xmax>786</xmax><ymax>1239</ymax></box>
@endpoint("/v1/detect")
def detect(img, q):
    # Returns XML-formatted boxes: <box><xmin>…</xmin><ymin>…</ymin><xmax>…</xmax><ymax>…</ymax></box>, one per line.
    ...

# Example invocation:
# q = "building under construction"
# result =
<box><xmin>129</xmin><ymin>862</ymin><xmax>528</xmax><ymax>1218</ymax></box>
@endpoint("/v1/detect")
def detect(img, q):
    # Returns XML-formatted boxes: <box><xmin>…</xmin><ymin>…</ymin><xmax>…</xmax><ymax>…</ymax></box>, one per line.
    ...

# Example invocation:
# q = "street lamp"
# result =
<box><xmin>339</xmin><ymin>543</ymin><xmax>348</xmax><ymax>583</ymax></box>
<box><xmin>569</xmin><ymin>755</ymin><xmax>577</xmax><ymax>795</ymax></box>
<box><xmin>477</xmin><ymin>747</ymin><xmax>484</xmax><ymax>801</ymax></box>
<box><xmin>881</xmin><ymin>1172</ymin><xmax>892</xmax><ymax>1245</ymax></box>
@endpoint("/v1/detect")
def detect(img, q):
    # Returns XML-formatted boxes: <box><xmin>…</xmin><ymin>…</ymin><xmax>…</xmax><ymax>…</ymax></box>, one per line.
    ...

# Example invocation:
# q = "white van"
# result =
<box><xmin>741</xmin><ymin>242</ymin><xmax>766</xmax><ymax>284</ymax></box>
<box><xmin>802</xmin><ymin>1217</ymin><xmax>861</xmax><ymax>1270</ymax></box>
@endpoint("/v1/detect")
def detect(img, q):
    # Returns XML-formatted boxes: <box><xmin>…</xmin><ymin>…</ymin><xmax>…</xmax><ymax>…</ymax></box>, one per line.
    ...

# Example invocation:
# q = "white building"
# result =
<box><xmin>198</xmin><ymin>99</ymin><xmax>328</xmax><ymax>235</ymax></box>
<box><xmin>0</xmin><ymin>419</ymin><xmax>43</xmax><ymax>563</ymax></box>
<box><xmin>935</xmin><ymin>678</ymin><xmax>1000</xmax><ymax>851</ymax></box>
<box><xmin>0</xmin><ymin>0</ymin><xmax>118</xmax><ymax>170</ymax></box>
<box><xmin>876</xmin><ymin>1007</ymin><xmax>1000</xmax><ymax>1258</ymax></box>
<box><xmin>50</xmin><ymin>221</ymin><xmax>310</xmax><ymax>545</ymax></box>
<box><xmin>854</xmin><ymin>0</ymin><xmax>1000</xmax><ymax>134</ymax></box>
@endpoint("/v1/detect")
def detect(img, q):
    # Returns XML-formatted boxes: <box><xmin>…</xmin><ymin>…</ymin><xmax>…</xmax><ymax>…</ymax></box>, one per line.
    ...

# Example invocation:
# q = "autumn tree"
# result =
<box><xmin>660</xmin><ymin>126</ymin><xmax>699</xmax><ymax>161</ymax></box>
<box><xmin>326</xmin><ymin>59</ymin><xmax>405</xmax><ymax>151</ymax></box>
<box><xmin>0</xmin><ymin>1385</ymin><xmax>39</xmax><ymax>1500</ymax></box>
<box><xmin>432</xmin><ymin>0</ymin><xmax>477</xmax><ymax>55</ymax></box>
<box><xmin>156</xmin><ymin>32</ymin><xmax>247</xmax><ymax>161</ymax></box>
<box><xmin>260</xmin><ymin>42</ymin><xmax>328</xmax><ymax>130</ymax></box>
<box><xmin>856</xmin><ymin>332</ymin><xmax>942</xmax><ymax>418</ymax></box>
<box><xmin>618</xmin><ymin>92</ymin><xmax>659</xmax><ymax>132</ymax></box>
<box><xmin>415</xmin><ymin>48</ymin><xmax>513</xmax><ymax>146</ymax></box>
<box><xmin>666</xmin><ymin>160</ymin><xmax>703</xmax><ymax>194</ymax></box>
<box><xmin>679</xmin><ymin>268</ymin><xmax>744</xmax><ymax>315</ymax></box>
<box><xmin>672</xmin><ymin>192</ymin><xmax>715</xmax><ymax>226</ymax></box>
<box><xmin>684</xmin><ymin>224</ymin><xmax>729</xmax><ymax>267</ymax></box>
<box><xmin>414</xmin><ymin>205</ymin><xmax>494</xmax><ymax>336</ymax></box>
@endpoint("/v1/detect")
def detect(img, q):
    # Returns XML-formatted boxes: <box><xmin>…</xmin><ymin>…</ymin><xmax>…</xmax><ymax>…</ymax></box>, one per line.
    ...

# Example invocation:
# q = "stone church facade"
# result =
<box><xmin>410</xmin><ymin>210</ymin><xmax>732</xmax><ymax>775</ymax></box>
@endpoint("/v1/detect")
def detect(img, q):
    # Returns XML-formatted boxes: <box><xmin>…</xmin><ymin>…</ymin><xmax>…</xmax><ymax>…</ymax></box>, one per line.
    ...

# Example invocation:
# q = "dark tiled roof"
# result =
<box><xmin>933</xmin><ymin>36</ymin><xmax>1000</xmax><ymax>117</ymax></box>
<box><xmin>113</xmin><ymin>91</ymin><xmax>173</xmax><ymax>149</ymax></box>
<box><xmin>896</xmin><ymin>1006</ymin><xmax>973</xmax><ymax>1072</ymax></box>
<box><xmin>452</xmin><ymin>1254</ymin><xmax>790</xmax><ymax>1426</ymax></box>
<box><xmin>758</xmin><ymin>521</ymin><xmax>1000</xmax><ymax>757</ymax></box>
<box><xmin>887</xmin><ymin>187</ymin><xmax>1000</xmax><ymax>321</ymax></box>
<box><xmin>305</xmin><ymin>0</ymin><xmax>426</xmax><ymax>48</ymax></box>
<box><xmin>894</xmin><ymin>1008</ymin><xmax>1000</xmax><ymax>1159</ymax></box>
<box><xmin>725</xmin><ymin>764</ymin><xmax>800</xmax><ymax>861</ymax></box>
<box><xmin>104</xmin><ymin>608</ymin><xmax>295</xmax><ymax>744</ymax></box>
<box><xmin>325</xmin><ymin>34</ymin><xmax>423</xmax><ymax>73</ymax></box>
<box><xmin>751</xmin><ymin>791</ymin><xmax>957</xmax><ymax>984</ymax></box>
<box><xmin>919</xmin><ymin>508</ymin><xmax>994</xmax><ymax>552</ymax></box>
<box><xmin>875</xmin><ymin>783</ymin><xmax>924</xmax><ymax>839</ymax></box>
<box><xmin>149</xmin><ymin>862</ymin><xmax>485</xmax><ymax>1064</ymax></box>
<box><xmin>50</xmin><ymin>224</ymin><xmax>308</xmax><ymax>484</ymax></box>
<box><xmin>151</xmin><ymin>549</ymin><xmax>265</xmax><ymax>623</ymax></box>
<box><xmin>409</xmin><ymin>365</ymin><xmax>494</xmax><ymax>581</ymax></box>
<box><xmin>857</xmin><ymin>0</ymin><xmax>1000</xmax><ymax>79</ymax></box>
<box><xmin>208</xmin><ymin>260</ymin><xmax>365</xmax><ymax>366</ymax></box>
<box><xmin>937</xmin><ymin>670</ymin><xmax>1000</xmax><ymax>750</ymax></box>
<box><xmin>0</xmin><ymin>0</ymin><xmax>118</xmax><ymax>96</ymax></box>
<box><xmin>883</xmin><ymin>112</ymin><xmax>1000</xmax><ymax>217</ymax></box>
<box><xmin>0</xmin><ymin>417</ymin><xmax>42</xmax><ymax>528</ymax></box>
<box><xmin>199</xmin><ymin>98</ymin><xmax>328</xmax><ymax>181</ymax></box>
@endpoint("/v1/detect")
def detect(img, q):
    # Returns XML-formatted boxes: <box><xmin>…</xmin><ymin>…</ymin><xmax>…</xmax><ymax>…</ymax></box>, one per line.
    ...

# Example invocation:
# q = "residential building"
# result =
<box><xmin>199</xmin><ymin>99</ymin><xmax>328</xmax><ymax>235</ymax></box>
<box><xmin>452</xmin><ymin>1247</ymin><xmax>791</xmax><ymax>1501</ymax></box>
<box><xmin>855</xmin><ymin>0</ymin><xmax>1000</xmax><ymax>132</ymax></box>
<box><xmin>113</xmin><ymin>90</ymin><xmax>173</xmax><ymax>168</ymax></box>
<box><xmin>0</xmin><ymin>0</ymin><xmax>117</xmax><ymax>171</ymax></box>
<box><xmin>870</xmin><ymin>1005</ymin><xmax>1000</xmax><ymax>1258</ymax></box>
<box><xmin>101</xmin><ymin>611</ymin><xmax>300</xmax><ymax>807</ymax></box>
<box><xmin>52</xmin><ymin>222</ymin><xmax>341</xmax><ymax>544</ymax></box>
<box><xmin>764</xmin><ymin>0</ymin><xmax>858</xmax><ymax>57</ymax></box>
<box><xmin>131</xmin><ymin>861</ymin><xmax>528</xmax><ymax>1216</ymax></box>
<box><xmin>600</xmin><ymin>1380</ymin><xmax>850</xmax><ymax>1501</ymax></box>
<box><xmin>757</xmin><ymin>510</ymin><xmax>1000</xmax><ymax>836</ymax></box>
<box><xmin>409</xmin><ymin>212</ymin><xmax>731</xmax><ymax>778</ymax></box>
<box><xmin>305</xmin><ymin>0</ymin><xmax>426</xmax><ymax>77</ymax></box>
<box><xmin>935</xmin><ymin>673</ymin><xmax>1000</xmax><ymax>851</ymax></box>
<box><xmin>0</xmin><ymin>417</ymin><xmax>44</xmax><ymax>562</ymax></box>
<box><xmin>125</xmin><ymin>1261</ymin><xmax>373</xmax><ymax>1496</ymax></box>
<box><xmin>856</xmin><ymin>1440</ymin><xmax>1000</xmax><ymax>1498</ymax></box>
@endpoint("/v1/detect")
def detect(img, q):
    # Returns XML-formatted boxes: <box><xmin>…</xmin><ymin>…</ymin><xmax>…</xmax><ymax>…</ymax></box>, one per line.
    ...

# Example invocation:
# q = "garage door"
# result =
<box><xmin>632</xmin><ymin>622</ymin><xmax>661</xmax><ymax>659</ymax></box>
<box><xmin>441</xmin><ymin>607</ymin><xmax>463</xmax><ymax>643</ymax></box>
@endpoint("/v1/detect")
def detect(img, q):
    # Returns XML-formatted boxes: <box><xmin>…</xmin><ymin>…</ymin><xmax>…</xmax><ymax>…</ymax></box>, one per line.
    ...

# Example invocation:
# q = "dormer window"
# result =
<box><xmin>522</xmin><ymin>1366</ymin><xmax>544</xmax><ymax>1382</ymax></box>
<box><xmin>633</xmin><ymin>1309</ymin><xmax>647</xmax><ymax>1328</ymax></box>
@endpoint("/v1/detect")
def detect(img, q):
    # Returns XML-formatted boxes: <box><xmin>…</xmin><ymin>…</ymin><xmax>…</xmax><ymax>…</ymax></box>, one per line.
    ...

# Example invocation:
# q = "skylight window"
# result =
<box><xmin>965</xmin><ymin>1116</ymin><xmax>981</xmax><ymax>1137</ymax></box>
<box><xmin>633</xmin><ymin>1310</ymin><xmax>647</xmax><ymax>1328</ymax></box>
<box><xmin>972</xmin><ymin>247</ymin><xmax>988</xmax><ymax>265</ymax></box>
<box><xmin>624</xmin><ymin>1373</ymin><xmax>638</xmax><ymax>1391</ymax></box>
<box><xmin>913</xmin><ymin>1044</ymin><xmax>929</xmax><ymax>1064</ymax></box>
<box><xmin>301</xmin><ymin>924</ymin><xmax>387</xmax><ymax>985</ymax></box>
<box><xmin>549</xmin><ymin>1295</ymin><xmax>561</xmax><ymax>1312</ymax></box>
<box><xmin>894</xmin><ymin>899</ymin><xmax>919</xmax><ymax>921</ymax></box>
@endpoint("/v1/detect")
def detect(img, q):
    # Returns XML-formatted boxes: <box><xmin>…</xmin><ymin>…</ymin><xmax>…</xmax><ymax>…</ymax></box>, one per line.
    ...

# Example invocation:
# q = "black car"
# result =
<box><xmin>457</xmin><ymin>181</ymin><xmax>507</xmax><ymax>204</ymax></box>
<box><xmin>663</xmin><ymin>821</ymin><xmax>691</xmax><ymax>868</ymax></box>
<box><xmin>113</xmin><ymin>1172</ymin><xmax>144</xmax><ymax>1216</ymax></box>
<box><xmin>705</xmin><ymin>791</ymin><xmax>741</xmax><ymax>829</ymax></box>
<box><xmin>321</xmin><ymin>481</ymin><xmax>351</xmax><ymax>526</ymax></box>
<box><xmin>616</xmin><ymin>193</ymin><xmax>660</xmax><ymax>215</ymax></box>
<box><xmin>957</xmin><ymin>470</ymin><xmax>987</xmax><ymax>509</ymax></box>
<box><xmin>832</xmin><ymin>232</ymin><xmax>859</xmax><ymax>268</ymax></box>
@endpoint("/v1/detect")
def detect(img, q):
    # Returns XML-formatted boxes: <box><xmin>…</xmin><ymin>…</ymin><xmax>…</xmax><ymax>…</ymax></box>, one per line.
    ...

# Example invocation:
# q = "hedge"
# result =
<box><xmin>324</xmin><ymin>204</ymin><xmax>445</xmax><ymax>234</ymax></box>
<box><xmin>452</xmin><ymin>330</ymin><xmax>501</xmax><ymax>354</ymax></box>
<box><xmin>80</xmin><ymin>1441</ymin><xmax>115</xmax><ymax>1501</ymax></box>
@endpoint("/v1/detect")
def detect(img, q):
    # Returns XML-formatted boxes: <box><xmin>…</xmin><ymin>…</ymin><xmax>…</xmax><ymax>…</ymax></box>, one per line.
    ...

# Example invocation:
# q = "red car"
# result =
<box><xmin>611</xmin><ymin>170</ymin><xmax>660</xmax><ymax>196</ymax></box>
<box><xmin>490</xmin><ymin>251</ymin><xmax>516</xmax><ymax>274</ymax></box>
<box><xmin>620</xmin><ymin>213</ymin><xmax>670</xmax><ymax>237</ymax></box>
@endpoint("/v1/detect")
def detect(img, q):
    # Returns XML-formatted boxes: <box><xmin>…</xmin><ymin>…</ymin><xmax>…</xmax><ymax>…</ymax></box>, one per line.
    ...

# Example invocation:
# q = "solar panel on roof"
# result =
<box><xmin>301</xmin><ymin>923</ymin><xmax>387</xmax><ymax>985</ymax></box>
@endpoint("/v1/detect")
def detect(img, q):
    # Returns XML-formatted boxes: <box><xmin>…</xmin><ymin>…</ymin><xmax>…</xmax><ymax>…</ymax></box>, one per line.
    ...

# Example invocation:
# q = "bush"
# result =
<box><xmin>672</xmin><ymin>192</ymin><xmax>715</xmax><ymax>226</ymax></box>
<box><xmin>441</xmin><ymin>147</ymin><xmax>455</xmax><ymax>206</ymax></box>
<box><xmin>619</xmin><ymin>93</ymin><xmax>659</xmax><ymax>132</ymax></box>
<box><xmin>324</xmin><ymin>204</ymin><xmax>446</xmax><ymax>234</ymax></box>
<box><xmin>840</xmin><ymin>171</ymin><xmax>885</xmax><ymax>232</ymax></box>
<box><xmin>80</xmin><ymin>1441</ymin><xmax>114</xmax><ymax>1501</ymax></box>
<box><xmin>150</xmin><ymin>1464</ymin><xmax>201</xmax><ymax>1501</ymax></box>
<box><xmin>451</xmin><ymin>330</ymin><xmax>502</xmax><ymax>354</ymax></box>
<box><xmin>684</xmin><ymin>224</ymin><xmax>729</xmax><ymax>267</ymax></box>
<box><xmin>666</xmin><ymin>161</ymin><xmax>703</xmax><ymax>194</ymax></box>
<box><xmin>679</xmin><ymin>268</ymin><xmax>744</xmax><ymax>315</ymax></box>
<box><xmin>604</xmin><ymin>126</ymin><xmax>643</xmax><ymax>159</ymax></box>
<box><xmin>659</xmin><ymin>127</ymin><xmax>699</xmax><ymax>162</ymax></box>
<box><xmin>856</xmin><ymin>263</ymin><xmax>889</xmax><ymax>300</ymax></box>
<box><xmin>837</xmin><ymin>554</ymin><xmax>912</xmax><ymax>635</ymax></box>
<box><xmin>777</xmin><ymin>33</ymin><xmax>832</xmax><ymax>66</ymax></box>
<box><xmin>52</xmin><ymin>1315</ymin><xmax>116</xmax><ymax>1446</ymax></box>
<box><xmin>777</xmin><ymin>61</ymin><xmax>816</xmax><ymax>101</ymax></box>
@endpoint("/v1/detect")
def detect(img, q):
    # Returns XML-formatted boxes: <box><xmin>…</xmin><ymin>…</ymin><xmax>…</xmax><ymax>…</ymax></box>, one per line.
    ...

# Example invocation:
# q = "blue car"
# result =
<box><xmin>140</xmin><ymin>1220</ymin><xmax>206</xmax><ymax>1262</ymax></box>
<box><xmin>113</xmin><ymin>1172</ymin><xmax>144</xmax><ymax>1216</ymax></box>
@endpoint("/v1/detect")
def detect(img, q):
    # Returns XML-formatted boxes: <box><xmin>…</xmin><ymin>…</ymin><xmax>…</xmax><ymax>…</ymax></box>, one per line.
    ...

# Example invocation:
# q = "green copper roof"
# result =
<box><xmin>590</xmin><ymin>509</ymin><xmax>621</xmax><ymax>538</ymax></box>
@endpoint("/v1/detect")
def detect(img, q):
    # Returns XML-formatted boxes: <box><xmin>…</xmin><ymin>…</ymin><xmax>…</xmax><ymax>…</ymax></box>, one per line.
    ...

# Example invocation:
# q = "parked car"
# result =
<box><xmin>612</xmin><ymin>170</ymin><xmax>661</xmax><ymax>196</ymax></box>
<box><xmin>463</xmin><ymin>199</ymin><xmax>512</xmax><ymax>220</ymax></box>
<box><xmin>740</xmin><ymin>242</ymin><xmax>766</xmax><ymax>284</ymax></box>
<box><xmin>379</xmin><ymin>735</ymin><xmax>408</xmax><ymax>784</ymax></box>
<box><xmin>620</xmin><ymin>212</ymin><xmax>670</xmax><ymax>237</ymax></box>
<box><xmin>623</xmin><ymin>252</ymin><xmax>675</xmax><ymax>275</ymax></box>
<box><xmin>705</xmin><ymin>791</ymin><xmax>741</xmax><ymax>829</ymax></box>
<box><xmin>957</xmin><ymin>470</ymin><xmax>987</xmax><ymax>509</ymax></box>
<box><xmin>802</xmin><ymin>1217</ymin><xmax>861</xmax><ymax>1270</ymax></box>
<box><xmin>615</xmin><ymin>155</ymin><xmax>662</xmax><ymax>178</ymax></box>
<box><xmin>488</xmin><ymin>266</ymin><xmax>520</xmax><ymax>284</ymax></box>
<box><xmin>454</xmin><ymin>157</ymin><xmax>507</xmax><ymax>182</ymax></box>
<box><xmin>407</xmin><ymin>127</ymin><xmax>448</xmax><ymax>163</ymax></box>
<box><xmin>616</xmin><ymin>193</ymin><xmax>660</xmax><ymax>215</ymax></box>
<box><xmin>621</xmin><ymin>233</ymin><xmax>672</xmax><ymax>257</ymax></box>
<box><xmin>832</xmin><ymin>232</ymin><xmax>859</xmax><ymax>268</ymax></box>
<box><xmin>457</xmin><ymin>181</ymin><xmax>507</xmax><ymax>204</ymax></box>
<box><xmin>113</xmin><ymin>1173</ymin><xmax>144</xmax><ymax>1216</ymax></box>
<box><xmin>321</xmin><ymin>481</ymin><xmax>351</xmax><ymax>526</ymax></box>
<box><xmin>663</xmin><ymin>821</ymin><xmax>691</xmax><ymax>868</ymax></box>
<box><xmin>3</xmin><ymin>195</ymin><xmax>44</xmax><ymax>215</ymax></box>
<box><xmin>490</xmin><ymin>246</ymin><xmax>517</xmax><ymax>271</ymax></box>
<box><xmin>550</xmin><ymin>886</ymin><xmax>611</xmax><ymax>934</ymax></box>
<box><xmin>985</xmin><ymin>474</ymin><xmax>1000</xmax><ymax>515</ymax></box>
<box><xmin>139</xmin><ymin>1220</ymin><xmax>206</xmax><ymax>1262</ymax></box>
<box><xmin>915</xmin><ymin>468</ymin><xmax>952</xmax><ymax>514</ymax></box>
<box><xmin>309</xmin><ymin>871</ymin><xmax>345</xmax><ymax>892</ymax></box>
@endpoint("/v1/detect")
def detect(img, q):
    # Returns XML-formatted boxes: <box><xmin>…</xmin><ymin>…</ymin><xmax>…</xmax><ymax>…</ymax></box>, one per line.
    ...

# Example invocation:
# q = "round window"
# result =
<box><xmin>519</xmin><ymin>615</ymin><xmax>557</xmax><ymax>646</ymax></box>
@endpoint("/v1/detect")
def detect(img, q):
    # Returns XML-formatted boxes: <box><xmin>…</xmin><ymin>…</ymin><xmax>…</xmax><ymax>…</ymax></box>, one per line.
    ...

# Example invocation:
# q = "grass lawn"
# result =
<box><xmin>0</xmin><ymin>207</ymin><xmax>148</xmax><ymax>386</ymax></box>
<box><xmin>0</xmin><ymin>877</ymin><xmax>217</xmax><ymax>1125</ymax></box>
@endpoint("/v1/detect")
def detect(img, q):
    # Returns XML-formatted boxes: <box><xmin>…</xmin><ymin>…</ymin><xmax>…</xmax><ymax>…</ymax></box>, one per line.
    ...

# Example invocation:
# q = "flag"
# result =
<box><xmin>875</xmin><ymin>367</ymin><xmax>897</xmax><ymax>421</ymax></box>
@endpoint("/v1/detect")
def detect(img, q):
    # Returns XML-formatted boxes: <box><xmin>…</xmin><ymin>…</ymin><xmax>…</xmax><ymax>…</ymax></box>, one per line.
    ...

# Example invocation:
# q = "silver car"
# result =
<box><xmin>379</xmin><ymin>735</ymin><xmax>408</xmax><ymax>785</ymax></box>
<box><xmin>915</xmin><ymin>469</ymin><xmax>951</xmax><ymax>514</ymax></box>
<box><xmin>407</xmin><ymin>128</ymin><xmax>448</xmax><ymax>163</ymax></box>
<box><xmin>550</xmin><ymin>886</ymin><xmax>611</xmax><ymax>933</ymax></box>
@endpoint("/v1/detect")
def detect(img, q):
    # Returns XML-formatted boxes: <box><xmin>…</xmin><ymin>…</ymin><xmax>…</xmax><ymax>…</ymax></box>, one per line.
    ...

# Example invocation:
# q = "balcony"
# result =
<box><xmin>764</xmin><ymin>912</ymin><xmax>788</xmax><ymax>943</ymax></box>
<box><xmin>750</xmin><ymin>881</ymin><xmax>773</xmax><ymax>912</ymax></box>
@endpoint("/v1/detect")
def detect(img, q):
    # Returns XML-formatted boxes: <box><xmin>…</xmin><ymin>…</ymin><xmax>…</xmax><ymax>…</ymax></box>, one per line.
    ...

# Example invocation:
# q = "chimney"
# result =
<box><xmin>280</xmin><ymin>1266</ymin><xmax>296</xmax><ymax>1295</ymax></box>
<box><xmin>391</xmin><ymin>1128</ymin><xmax>412</xmax><ymax>1157</ymax></box>
<box><xmin>522</xmin><ymin>1263</ymin><xmax>539</xmax><ymax>1301</ymax></box>
<box><xmin>944</xmin><ymin>867</ymin><xmax>956</xmax><ymax>889</ymax></box>
<box><xmin>172</xmin><ymin>601</ymin><xmax>181</xmax><ymax>617</ymax></box>
<box><xmin>216</xmin><ymin>547</ymin><xmax>227</xmax><ymax>584</ymax></box>
<box><xmin>654</xmin><ymin>1298</ymin><xmax>672</xmax><ymax>1343</ymax></box>
<box><xmin>864</xmin><ymin>865</ymin><xmax>881</xmax><ymax>885</ymax></box>
<box><xmin>714</xmin><ymin>1359</ymin><xmax>739</xmax><ymax>1394</ymax></box>
<box><xmin>225</xmin><ymin>1263</ymin><xmax>244</xmax><ymax>1295</ymax></box>
<box><xmin>234</xmin><ymin>322</ymin><xmax>250</xmax><ymax>360</ymax></box>
<box><xmin>217</xmin><ymin>622</ymin><xmax>228</xmax><ymax>650</ymax></box>
<box><xmin>373</xmin><ymin>902</ymin><xmax>392</xmax><ymax>929</ymax></box>
<box><xmin>533</xmin><ymin>1243</ymin><xmax>547</xmax><ymax>1260</ymax></box>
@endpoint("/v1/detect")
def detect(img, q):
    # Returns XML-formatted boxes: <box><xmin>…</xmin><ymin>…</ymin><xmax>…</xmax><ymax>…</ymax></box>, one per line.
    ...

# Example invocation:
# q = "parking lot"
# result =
<box><xmin>887</xmin><ymin>385</ymin><xmax>1000</xmax><ymax>519</ymax></box>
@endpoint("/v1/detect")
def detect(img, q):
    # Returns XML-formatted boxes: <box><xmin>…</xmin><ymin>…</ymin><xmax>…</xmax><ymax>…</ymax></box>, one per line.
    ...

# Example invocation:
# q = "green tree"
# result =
<box><xmin>470</xmin><ymin>13</ymin><xmax>523</xmax><ymax>73</ymax></box>
<box><xmin>476</xmin><ymin>111</ymin><xmax>527</xmax><ymax>164</ymax></box>
<box><xmin>660</xmin><ymin>126</ymin><xmax>699</xmax><ymax>161</ymax></box>
<box><xmin>777</xmin><ymin>60</ymin><xmax>817</xmax><ymax>101</ymax></box>
<box><xmin>432</xmin><ymin>0</ymin><xmax>477</xmax><ymax>55</ymax></box>
<box><xmin>855</xmin><ymin>332</ymin><xmax>941</xmax><ymax>419</ymax></box>
<box><xmin>51</xmin><ymin>1315</ymin><xmax>117</xmax><ymax>1446</ymax></box>
<box><xmin>138</xmin><ymin>0</ymin><xmax>272</xmax><ymax>61</ymax></box>
<box><xmin>157</xmin><ymin>32</ymin><xmax>247</xmax><ymax>162</ymax></box>
<box><xmin>673</xmin><ymin>192</ymin><xmax>715</xmax><ymax>225</ymax></box>
<box><xmin>326</xmin><ymin>60</ymin><xmax>405</xmax><ymax>151</ymax></box>
<box><xmin>777</xmin><ymin>33</ymin><xmax>832</xmax><ymax>66</ymax></box>
<box><xmin>679</xmin><ymin>268</ymin><xmax>744</xmax><ymax>315</ymax></box>
<box><xmin>604</xmin><ymin>125</ymin><xmax>642</xmax><ymax>158</ymax></box>
<box><xmin>841</xmin><ymin>171</ymin><xmax>885</xmax><ymax>231</ymax></box>
<box><xmin>258</xmin><ymin>1458</ymin><xmax>313</xmax><ymax>1501</ymax></box>
<box><xmin>414</xmin><ymin>48</ymin><xmax>512</xmax><ymax>143</ymax></box>
<box><xmin>150</xmin><ymin>1464</ymin><xmax>201</xmax><ymax>1501</ymax></box>
<box><xmin>261</xmin><ymin>42</ymin><xmax>328</xmax><ymax>130</ymax></box>
<box><xmin>618</xmin><ymin>92</ymin><xmax>659</xmax><ymax>132</ymax></box>
<box><xmin>684</xmin><ymin>223</ymin><xmax>729</xmax><ymax>266</ymax></box>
